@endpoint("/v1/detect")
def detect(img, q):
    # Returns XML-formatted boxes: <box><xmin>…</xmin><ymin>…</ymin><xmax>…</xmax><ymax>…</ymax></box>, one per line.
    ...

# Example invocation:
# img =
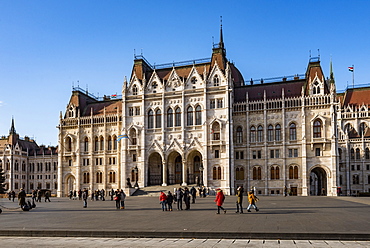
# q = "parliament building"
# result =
<box><xmin>57</xmin><ymin>27</ymin><xmax>370</xmax><ymax>197</ymax></box>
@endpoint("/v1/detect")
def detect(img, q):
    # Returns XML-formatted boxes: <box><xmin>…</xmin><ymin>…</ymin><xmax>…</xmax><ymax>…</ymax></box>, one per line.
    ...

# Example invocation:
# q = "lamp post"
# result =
<box><xmin>134</xmin><ymin>166</ymin><xmax>139</xmax><ymax>189</ymax></box>
<box><xmin>199</xmin><ymin>165</ymin><xmax>204</xmax><ymax>186</ymax></box>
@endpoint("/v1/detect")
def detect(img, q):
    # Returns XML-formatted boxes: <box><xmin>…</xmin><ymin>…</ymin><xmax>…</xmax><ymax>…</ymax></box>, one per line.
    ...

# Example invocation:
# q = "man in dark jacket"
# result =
<box><xmin>190</xmin><ymin>186</ymin><xmax>197</xmax><ymax>204</ymax></box>
<box><xmin>175</xmin><ymin>188</ymin><xmax>183</xmax><ymax>210</ymax></box>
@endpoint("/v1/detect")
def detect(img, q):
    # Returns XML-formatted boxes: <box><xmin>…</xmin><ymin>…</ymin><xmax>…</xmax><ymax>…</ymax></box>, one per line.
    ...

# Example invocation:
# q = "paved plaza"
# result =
<box><xmin>0</xmin><ymin>195</ymin><xmax>370</xmax><ymax>247</ymax></box>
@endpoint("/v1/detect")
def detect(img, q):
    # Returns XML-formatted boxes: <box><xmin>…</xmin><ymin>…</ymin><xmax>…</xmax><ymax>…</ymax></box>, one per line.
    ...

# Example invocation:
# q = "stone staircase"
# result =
<box><xmin>132</xmin><ymin>184</ymin><xmax>198</xmax><ymax>197</ymax></box>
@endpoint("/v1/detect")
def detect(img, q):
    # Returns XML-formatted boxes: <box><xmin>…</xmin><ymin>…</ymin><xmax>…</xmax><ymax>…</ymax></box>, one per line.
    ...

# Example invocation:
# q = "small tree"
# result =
<box><xmin>0</xmin><ymin>168</ymin><xmax>6</xmax><ymax>194</ymax></box>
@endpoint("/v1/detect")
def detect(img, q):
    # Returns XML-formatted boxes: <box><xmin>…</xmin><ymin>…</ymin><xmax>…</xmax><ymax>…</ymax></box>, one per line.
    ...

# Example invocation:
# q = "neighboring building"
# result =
<box><xmin>0</xmin><ymin>119</ymin><xmax>58</xmax><ymax>194</ymax></box>
<box><xmin>57</xmin><ymin>27</ymin><xmax>370</xmax><ymax>196</ymax></box>
<box><xmin>337</xmin><ymin>87</ymin><xmax>370</xmax><ymax>196</ymax></box>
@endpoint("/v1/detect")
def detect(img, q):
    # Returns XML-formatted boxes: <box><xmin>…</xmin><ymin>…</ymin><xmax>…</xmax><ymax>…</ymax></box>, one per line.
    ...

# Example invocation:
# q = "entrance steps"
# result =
<box><xmin>132</xmin><ymin>184</ymin><xmax>198</xmax><ymax>197</ymax></box>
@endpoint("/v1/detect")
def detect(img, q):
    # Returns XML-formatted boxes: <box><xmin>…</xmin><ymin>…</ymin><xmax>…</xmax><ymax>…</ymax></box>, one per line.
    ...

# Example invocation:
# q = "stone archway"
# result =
<box><xmin>167</xmin><ymin>151</ymin><xmax>182</xmax><ymax>185</ymax></box>
<box><xmin>310</xmin><ymin>167</ymin><xmax>327</xmax><ymax>196</ymax></box>
<box><xmin>147</xmin><ymin>152</ymin><xmax>163</xmax><ymax>186</ymax></box>
<box><xmin>187</xmin><ymin>150</ymin><xmax>203</xmax><ymax>185</ymax></box>
<box><xmin>65</xmin><ymin>175</ymin><xmax>76</xmax><ymax>196</ymax></box>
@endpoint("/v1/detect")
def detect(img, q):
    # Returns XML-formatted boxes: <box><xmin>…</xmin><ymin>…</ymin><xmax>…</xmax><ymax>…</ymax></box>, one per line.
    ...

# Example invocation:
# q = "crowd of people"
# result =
<box><xmin>158</xmin><ymin>185</ymin><xmax>260</xmax><ymax>214</ymax></box>
<box><xmin>11</xmin><ymin>185</ymin><xmax>260</xmax><ymax>214</ymax></box>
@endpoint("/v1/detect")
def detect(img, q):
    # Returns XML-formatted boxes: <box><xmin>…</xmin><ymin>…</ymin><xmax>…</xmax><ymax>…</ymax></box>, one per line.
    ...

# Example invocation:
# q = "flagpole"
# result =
<box><xmin>352</xmin><ymin>64</ymin><xmax>355</xmax><ymax>88</ymax></box>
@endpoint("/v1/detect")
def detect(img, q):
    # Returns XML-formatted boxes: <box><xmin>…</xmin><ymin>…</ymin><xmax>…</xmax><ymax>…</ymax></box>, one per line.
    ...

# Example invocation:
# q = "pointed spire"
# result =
<box><xmin>329</xmin><ymin>57</ymin><xmax>335</xmax><ymax>84</ymax></box>
<box><xmin>9</xmin><ymin>117</ymin><xmax>16</xmax><ymax>134</ymax></box>
<box><xmin>219</xmin><ymin>16</ymin><xmax>224</xmax><ymax>49</ymax></box>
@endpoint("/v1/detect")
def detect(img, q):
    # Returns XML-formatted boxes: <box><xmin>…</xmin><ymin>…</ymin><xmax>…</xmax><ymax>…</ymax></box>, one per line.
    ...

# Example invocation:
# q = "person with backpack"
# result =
<box><xmin>247</xmin><ymin>190</ymin><xmax>259</xmax><ymax>212</ymax></box>
<box><xmin>215</xmin><ymin>188</ymin><xmax>226</xmax><ymax>214</ymax></box>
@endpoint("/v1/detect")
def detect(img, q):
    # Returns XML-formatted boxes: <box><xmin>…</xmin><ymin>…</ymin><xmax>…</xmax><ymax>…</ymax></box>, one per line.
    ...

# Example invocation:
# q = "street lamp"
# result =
<box><xmin>199</xmin><ymin>165</ymin><xmax>204</xmax><ymax>186</ymax></box>
<box><xmin>134</xmin><ymin>166</ymin><xmax>139</xmax><ymax>188</ymax></box>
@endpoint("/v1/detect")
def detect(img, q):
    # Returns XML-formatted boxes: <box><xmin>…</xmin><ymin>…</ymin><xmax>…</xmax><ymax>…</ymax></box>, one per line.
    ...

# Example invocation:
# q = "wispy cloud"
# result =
<box><xmin>0</xmin><ymin>101</ymin><xmax>3</xmax><ymax>107</ymax></box>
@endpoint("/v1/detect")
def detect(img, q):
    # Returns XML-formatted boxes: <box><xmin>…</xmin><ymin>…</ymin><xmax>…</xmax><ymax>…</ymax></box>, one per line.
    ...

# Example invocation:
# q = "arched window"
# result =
<box><xmin>236</xmin><ymin>126</ymin><xmax>243</xmax><ymax>143</ymax></box>
<box><xmin>252</xmin><ymin>166</ymin><xmax>262</xmax><ymax>180</ymax></box>
<box><xmin>350</xmin><ymin>148</ymin><xmax>355</xmax><ymax>159</ymax></box>
<box><xmin>359</xmin><ymin>122</ymin><xmax>367</xmax><ymax>137</ymax></box>
<box><xmin>107</xmin><ymin>136</ymin><xmax>112</xmax><ymax>150</ymax></box>
<box><xmin>187</xmin><ymin>106</ymin><xmax>194</xmax><ymax>126</ymax></box>
<box><xmin>213</xmin><ymin>75</ymin><xmax>220</xmax><ymax>86</ymax></box>
<box><xmin>94</xmin><ymin>137</ymin><xmax>99</xmax><ymax>151</ymax></box>
<box><xmin>365</xmin><ymin>148</ymin><xmax>370</xmax><ymax>159</ymax></box>
<box><xmin>148</xmin><ymin>110</ymin><xmax>154</xmax><ymax>129</ymax></box>
<box><xmin>66</xmin><ymin>137</ymin><xmax>72</xmax><ymax>152</ymax></box>
<box><xmin>175</xmin><ymin>107</ymin><xmax>181</xmax><ymax>126</ymax></box>
<box><xmin>100</xmin><ymin>136</ymin><xmax>104</xmax><ymax>151</ymax></box>
<box><xmin>275</xmin><ymin>124</ymin><xmax>281</xmax><ymax>141</ymax></box>
<box><xmin>130</xmin><ymin>129</ymin><xmax>137</xmax><ymax>145</ymax></box>
<box><xmin>84</xmin><ymin>137</ymin><xmax>89</xmax><ymax>152</ymax></box>
<box><xmin>167</xmin><ymin>108</ymin><xmax>173</xmax><ymax>127</ymax></box>
<box><xmin>236</xmin><ymin>167</ymin><xmax>244</xmax><ymax>180</ymax></box>
<box><xmin>155</xmin><ymin>109</ymin><xmax>162</xmax><ymax>128</ymax></box>
<box><xmin>344</xmin><ymin>124</ymin><xmax>352</xmax><ymax>134</ymax></box>
<box><xmin>195</xmin><ymin>105</ymin><xmax>202</xmax><ymax>125</ymax></box>
<box><xmin>313</xmin><ymin>120</ymin><xmax>322</xmax><ymax>138</ymax></box>
<box><xmin>96</xmin><ymin>172</ymin><xmax>103</xmax><ymax>184</ymax></box>
<box><xmin>250</xmin><ymin>126</ymin><xmax>256</xmax><ymax>142</ymax></box>
<box><xmin>109</xmin><ymin>171</ymin><xmax>116</xmax><ymax>183</ymax></box>
<box><xmin>356</xmin><ymin>148</ymin><xmax>361</xmax><ymax>160</ymax></box>
<box><xmin>267</xmin><ymin>125</ymin><xmax>273</xmax><ymax>141</ymax></box>
<box><xmin>83</xmin><ymin>172</ymin><xmax>90</xmax><ymax>184</ymax></box>
<box><xmin>257</xmin><ymin>125</ymin><xmax>263</xmax><ymax>142</ymax></box>
<box><xmin>289</xmin><ymin>123</ymin><xmax>297</xmax><ymax>141</ymax></box>
<box><xmin>112</xmin><ymin>135</ymin><xmax>117</xmax><ymax>150</ymax></box>
<box><xmin>270</xmin><ymin>166</ymin><xmax>280</xmax><ymax>180</ymax></box>
<box><xmin>338</xmin><ymin>148</ymin><xmax>342</xmax><ymax>160</ymax></box>
<box><xmin>289</xmin><ymin>165</ymin><xmax>299</xmax><ymax>179</ymax></box>
<box><xmin>212</xmin><ymin>122</ymin><xmax>220</xmax><ymax>140</ymax></box>
<box><xmin>352</xmin><ymin>175</ymin><xmax>359</xmax><ymax>184</ymax></box>
<box><xmin>312</xmin><ymin>81</ymin><xmax>320</xmax><ymax>95</ymax></box>
<box><xmin>133</xmin><ymin>85</ymin><xmax>138</xmax><ymax>95</ymax></box>
<box><xmin>213</xmin><ymin>166</ymin><xmax>221</xmax><ymax>180</ymax></box>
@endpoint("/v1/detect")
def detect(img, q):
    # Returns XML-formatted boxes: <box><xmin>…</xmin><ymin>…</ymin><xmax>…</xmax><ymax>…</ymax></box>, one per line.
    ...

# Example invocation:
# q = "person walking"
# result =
<box><xmin>175</xmin><ymin>188</ymin><xmax>183</xmax><ymax>210</ymax></box>
<box><xmin>235</xmin><ymin>186</ymin><xmax>244</xmax><ymax>214</ymax></box>
<box><xmin>247</xmin><ymin>190</ymin><xmax>259</xmax><ymax>212</ymax></box>
<box><xmin>167</xmin><ymin>191</ymin><xmax>174</xmax><ymax>211</ymax></box>
<box><xmin>190</xmin><ymin>186</ymin><xmax>196</xmax><ymax>204</ymax></box>
<box><xmin>18</xmin><ymin>188</ymin><xmax>26</xmax><ymax>207</ymax></box>
<box><xmin>159</xmin><ymin>191</ymin><xmax>167</xmax><ymax>211</ymax></box>
<box><xmin>11</xmin><ymin>190</ymin><xmax>15</xmax><ymax>202</ymax></box>
<box><xmin>44</xmin><ymin>191</ymin><xmax>51</xmax><ymax>202</ymax></box>
<box><xmin>82</xmin><ymin>188</ymin><xmax>88</xmax><ymax>208</ymax></box>
<box><xmin>120</xmin><ymin>189</ymin><xmax>126</xmax><ymax>209</ymax></box>
<box><xmin>37</xmin><ymin>190</ymin><xmax>42</xmax><ymax>202</ymax></box>
<box><xmin>215</xmin><ymin>188</ymin><xmax>226</xmax><ymax>214</ymax></box>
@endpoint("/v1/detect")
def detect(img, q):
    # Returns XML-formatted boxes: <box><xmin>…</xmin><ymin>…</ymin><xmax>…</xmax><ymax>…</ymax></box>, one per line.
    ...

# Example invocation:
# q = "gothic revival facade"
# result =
<box><xmin>0</xmin><ymin>119</ymin><xmax>58</xmax><ymax>194</ymax></box>
<box><xmin>57</xmin><ymin>29</ymin><xmax>370</xmax><ymax>197</ymax></box>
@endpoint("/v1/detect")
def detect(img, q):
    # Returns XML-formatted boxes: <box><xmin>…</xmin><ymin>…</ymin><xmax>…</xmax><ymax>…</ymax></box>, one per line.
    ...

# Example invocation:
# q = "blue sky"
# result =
<box><xmin>1</xmin><ymin>1</ymin><xmax>370</xmax><ymax>146</ymax></box>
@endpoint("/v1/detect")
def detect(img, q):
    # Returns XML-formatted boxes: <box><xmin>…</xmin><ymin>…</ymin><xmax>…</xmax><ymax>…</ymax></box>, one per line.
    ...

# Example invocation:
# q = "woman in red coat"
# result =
<box><xmin>215</xmin><ymin>188</ymin><xmax>226</xmax><ymax>214</ymax></box>
<box><xmin>159</xmin><ymin>191</ymin><xmax>168</xmax><ymax>211</ymax></box>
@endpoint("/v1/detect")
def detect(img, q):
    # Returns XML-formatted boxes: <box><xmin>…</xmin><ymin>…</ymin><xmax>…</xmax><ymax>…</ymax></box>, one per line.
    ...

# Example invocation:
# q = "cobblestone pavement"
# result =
<box><xmin>0</xmin><ymin>237</ymin><xmax>369</xmax><ymax>248</ymax></box>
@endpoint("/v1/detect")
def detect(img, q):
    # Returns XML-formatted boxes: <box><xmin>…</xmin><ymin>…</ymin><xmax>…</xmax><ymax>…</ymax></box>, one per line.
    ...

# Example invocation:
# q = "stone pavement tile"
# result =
<box><xmin>307</xmin><ymin>240</ymin><xmax>329</xmax><ymax>248</ymax></box>
<box><xmin>182</xmin><ymin>238</ymin><xmax>208</xmax><ymax>247</ymax></box>
<box><xmin>279</xmin><ymin>240</ymin><xmax>297</xmax><ymax>247</ymax></box>
<box><xmin>231</xmin><ymin>239</ymin><xmax>250</xmax><ymax>247</ymax></box>
<box><xmin>293</xmin><ymin>240</ymin><xmax>313</xmax><ymax>248</ymax></box>
<box><xmin>263</xmin><ymin>240</ymin><xmax>280</xmax><ymax>247</ymax></box>
<box><xmin>212</xmin><ymin>238</ymin><xmax>236</xmax><ymax>247</ymax></box>
<box><xmin>198</xmin><ymin>238</ymin><xmax>222</xmax><ymax>247</ymax></box>
<box><xmin>324</xmin><ymin>240</ymin><xmax>346</xmax><ymax>247</ymax></box>
<box><xmin>340</xmin><ymin>241</ymin><xmax>369</xmax><ymax>247</ymax></box>
<box><xmin>158</xmin><ymin>238</ymin><xmax>193</xmax><ymax>247</ymax></box>
<box><xmin>246</xmin><ymin>239</ymin><xmax>264</xmax><ymax>247</ymax></box>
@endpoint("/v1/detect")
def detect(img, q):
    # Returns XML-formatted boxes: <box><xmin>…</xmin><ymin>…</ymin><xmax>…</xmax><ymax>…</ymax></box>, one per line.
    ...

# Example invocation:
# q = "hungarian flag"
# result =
<box><xmin>111</xmin><ymin>94</ymin><xmax>117</xmax><ymax>98</ymax></box>
<box><xmin>348</xmin><ymin>67</ymin><xmax>354</xmax><ymax>72</ymax></box>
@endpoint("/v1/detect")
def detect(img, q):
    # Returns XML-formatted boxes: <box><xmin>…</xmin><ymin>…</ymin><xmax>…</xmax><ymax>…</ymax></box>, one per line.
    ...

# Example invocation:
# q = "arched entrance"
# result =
<box><xmin>148</xmin><ymin>152</ymin><xmax>163</xmax><ymax>186</ymax></box>
<box><xmin>167</xmin><ymin>151</ymin><xmax>182</xmax><ymax>185</ymax></box>
<box><xmin>187</xmin><ymin>151</ymin><xmax>203</xmax><ymax>185</ymax></box>
<box><xmin>310</xmin><ymin>167</ymin><xmax>327</xmax><ymax>196</ymax></box>
<box><xmin>66</xmin><ymin>175</ymin><xmax>76</xmax><ymax>196</ymax></box>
